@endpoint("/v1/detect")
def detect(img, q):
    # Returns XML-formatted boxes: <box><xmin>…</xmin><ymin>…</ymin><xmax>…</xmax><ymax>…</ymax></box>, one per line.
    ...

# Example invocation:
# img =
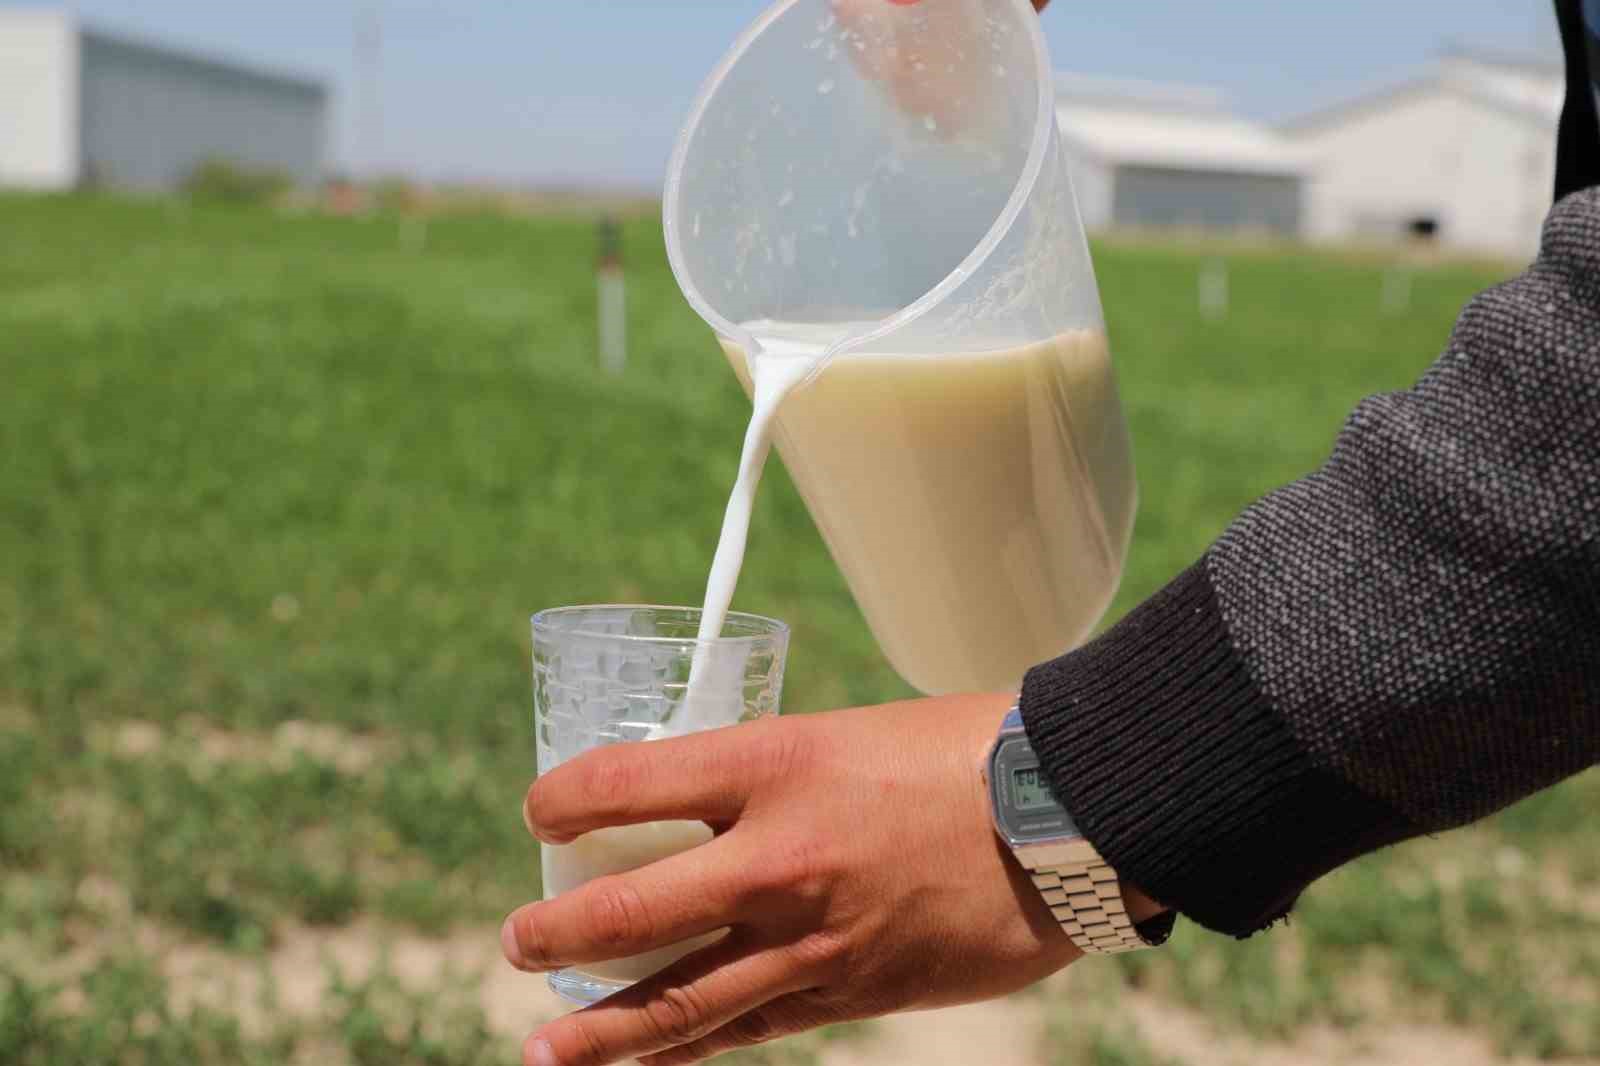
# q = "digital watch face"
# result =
<box><xmin>1011</xmin><ymin>765</ymin><xmax>1056</xmax><ymax>810</ymax></box>
<box><xmin>992</xmin><ymin>734</ymin><xmax>1078</xmax><ymax>843</ymax></box>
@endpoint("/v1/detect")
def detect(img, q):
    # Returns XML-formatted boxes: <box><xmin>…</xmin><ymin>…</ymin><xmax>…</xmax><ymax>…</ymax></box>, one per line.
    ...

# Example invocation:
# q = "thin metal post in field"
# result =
<box><xmin>356</xmin><ymin>2</ymin><xmax>384</xmax><ymax>183</ymax></box>
<box><xmin>1199</xmin><ymin>257</ymin><xmax>1229</xmax><ymax>321</ymax></box>
<box><xmin>400</xmin><ymin>213</ymin><xmax>428</xmax><ymax>253</ymax></box>
<box><xmin>597</xmin><ymin>216</ymin><xmax>627</xmax><ymax>375</ymax></box>
<box><xmin>1382</xmin><ymin>264</ymin><xmax>1414</xmax><ymax>315</ymax></box>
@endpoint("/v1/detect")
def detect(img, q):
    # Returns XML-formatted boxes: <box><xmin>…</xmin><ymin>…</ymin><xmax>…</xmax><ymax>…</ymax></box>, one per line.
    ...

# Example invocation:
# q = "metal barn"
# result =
<box><xmin>1054</xmin><ymin>74</ymin><xmax>1308</xmax><ymax>237</ymax></box>
<box><xmin>0</xmin><ymin>8</ymin><xmax>327</xmax><ymax>192</ymax></box>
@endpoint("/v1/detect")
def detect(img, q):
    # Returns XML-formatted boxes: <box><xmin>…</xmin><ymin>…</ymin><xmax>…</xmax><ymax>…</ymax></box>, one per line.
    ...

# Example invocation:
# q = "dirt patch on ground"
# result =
<box><xmin>20</xmin><ymin>897</ymin><xmax>1549</xmax><ymax>1065</ymax></box>
<box><xmin>97</xmin><ymin>717</ymin><xmax>395</xmax><ymax>775</ymax></box>
<box><xmin>0</xmin><ymin>701</ymin><xmax>37</xmax><ymax>730</ymax></box>
<box><xmin>818</xmin><ymin>981</ymin><xmax>1534</xmax><ymax>1066</ymax></box>
<box><xmin>145</xmin><ymin>918</ymin><xmax>562</xmax><ymax>1040</ymax></box>
<box><xmin>17</xmin><ymin>882</ymin><xmax>555</xmax><ymax>1043</ymax></box>
<box><xmin>1541</xmin><ymin>859</ymin><xmax>1600</xmax><ymax>922</ymax></box>
<box><xmin>818</xmin><ymin>996</ymin><xmax>1040</xmax><ymax>1066</ymax></box>
<box><xmin>1120</xmin><ymin>989</ymin><xmax>1535</xmax><ymax>1066</ymax></box>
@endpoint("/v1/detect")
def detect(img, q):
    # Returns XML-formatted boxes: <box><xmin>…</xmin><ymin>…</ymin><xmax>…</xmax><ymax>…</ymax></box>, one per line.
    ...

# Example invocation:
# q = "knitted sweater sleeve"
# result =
<box><xmin>1020</xmin><ymin>187</ymin><xmax>1600</xmax><ymax>938</ymax></box>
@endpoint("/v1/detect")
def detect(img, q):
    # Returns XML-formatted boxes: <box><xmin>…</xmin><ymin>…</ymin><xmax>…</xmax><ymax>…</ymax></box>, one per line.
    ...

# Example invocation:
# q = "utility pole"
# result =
<box><xmin>355</xmin><ymin>2</ymin><xmax>383</xmax><ymax>186</ymax></box>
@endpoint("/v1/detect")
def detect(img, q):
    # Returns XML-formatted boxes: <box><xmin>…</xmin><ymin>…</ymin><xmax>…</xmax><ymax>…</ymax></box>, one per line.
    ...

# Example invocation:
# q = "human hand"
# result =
<box><xmin>828</xmin><ymin>0</ymin><xmax>1050</xmax><ymax>136</ymax></box>
<box><xmin>882</xmin><ymin>0</ymin><xmax>1051</xmax><ymax>12</ymax></box>
<box><xmin>502</xmin><ymin>692</ymin><xmax>1151</xmax><ymax>1065</ymax></box>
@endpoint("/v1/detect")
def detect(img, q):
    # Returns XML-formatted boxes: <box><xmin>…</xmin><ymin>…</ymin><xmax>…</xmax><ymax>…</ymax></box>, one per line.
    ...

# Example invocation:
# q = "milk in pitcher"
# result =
<box><xmin>721</xmin><ymin>320</ymin><xmax>1134</xmax><ymax>695</ymax></box>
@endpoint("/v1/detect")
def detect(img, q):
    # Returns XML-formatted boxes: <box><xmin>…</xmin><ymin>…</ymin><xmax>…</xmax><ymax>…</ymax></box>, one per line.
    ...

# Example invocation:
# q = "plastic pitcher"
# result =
<box><xmin>663</xmin><ymin>0</ymin><xmax>1135</xmax><ymax>695</ymax></box>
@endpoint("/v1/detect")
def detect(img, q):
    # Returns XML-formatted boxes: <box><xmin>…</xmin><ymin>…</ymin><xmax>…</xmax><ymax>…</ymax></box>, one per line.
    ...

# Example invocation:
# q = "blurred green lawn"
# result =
<box><xmin>1</xmin><ymin>193</ymin><xmax>1595</xmax><ymax>1064</ymax></box>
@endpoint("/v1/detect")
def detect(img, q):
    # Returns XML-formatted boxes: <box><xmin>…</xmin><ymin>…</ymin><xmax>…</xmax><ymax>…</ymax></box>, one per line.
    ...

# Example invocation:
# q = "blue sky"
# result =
<box><xmin>22</xmin><ymin>1</ymin><xmax>1561</xmax><ymax>187</ymax></box>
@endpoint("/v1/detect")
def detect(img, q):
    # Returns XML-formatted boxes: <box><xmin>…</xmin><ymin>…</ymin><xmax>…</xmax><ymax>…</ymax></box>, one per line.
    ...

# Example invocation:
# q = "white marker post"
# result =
<box><xmin>400</xmin><ymin>212</ymin><xmax>428</xmax><ymax>253</ymax></box>
<box><xmin>1381</xmin><ymin>264</ymin><xmax>1414</xmax><ymax>316</ymax></box>
<box><xmin>597</xmin><ymin>217</ymin><xmax>627</xmax><ymax>375</ymax></box>
<box><xmin>1199</xmin><ymin>257</ymin><xmax>1229</xmax><ymax>321</ymax></box>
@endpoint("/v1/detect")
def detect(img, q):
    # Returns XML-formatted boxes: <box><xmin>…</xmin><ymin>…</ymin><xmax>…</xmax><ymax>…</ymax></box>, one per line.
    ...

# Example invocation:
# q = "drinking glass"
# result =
<box><xmin>531</xmin><ymin>605</ymin><xmax>789</xmax><ymax>1005</ymax></box>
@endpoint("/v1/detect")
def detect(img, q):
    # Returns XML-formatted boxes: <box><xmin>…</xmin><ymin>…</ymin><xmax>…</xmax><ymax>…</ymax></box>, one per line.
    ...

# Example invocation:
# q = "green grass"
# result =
<box><xmin>1</xmin><ymin>191</ymin><xmax>1594</xmax><ymax>1062</ymax></box>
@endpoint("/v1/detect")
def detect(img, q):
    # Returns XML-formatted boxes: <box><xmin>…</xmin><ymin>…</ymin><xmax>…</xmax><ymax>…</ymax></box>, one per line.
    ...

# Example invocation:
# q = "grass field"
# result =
<box><xmin>1</xmin><ymin>193</ymin><xmax>1596</xmax><ymax>1065</ymax></box>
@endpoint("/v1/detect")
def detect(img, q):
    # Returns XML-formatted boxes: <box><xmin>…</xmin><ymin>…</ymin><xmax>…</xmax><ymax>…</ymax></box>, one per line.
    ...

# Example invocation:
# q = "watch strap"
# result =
<box><xmin>1026</xmin><ymin>852</ymin><xmax>1148</xmax><ymax>954</ymax></box>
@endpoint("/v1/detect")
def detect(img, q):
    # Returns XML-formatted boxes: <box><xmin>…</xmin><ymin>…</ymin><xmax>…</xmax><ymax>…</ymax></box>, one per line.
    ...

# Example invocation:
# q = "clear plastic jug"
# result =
<box><xmin>664</xmin><ymin>0</ymin><xmax>1135</xmax><ymax>695</ymax></box>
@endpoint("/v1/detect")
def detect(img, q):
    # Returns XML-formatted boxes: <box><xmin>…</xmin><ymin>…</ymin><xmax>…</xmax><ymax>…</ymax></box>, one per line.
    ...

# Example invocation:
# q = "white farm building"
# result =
<box><xmin>1055</xmin><ymin>74</ymin><xmax>1310</xmax><ymax>237</ymax></box>
<box><xmin>0</xmin><ymin>7</ymin><xmax>327</xmax><ymax>192</ymax></box>
<box><xmin>1285</xmin><ymin>52</ymin><xmax>1561</xmax><ymax>259</ymax></box>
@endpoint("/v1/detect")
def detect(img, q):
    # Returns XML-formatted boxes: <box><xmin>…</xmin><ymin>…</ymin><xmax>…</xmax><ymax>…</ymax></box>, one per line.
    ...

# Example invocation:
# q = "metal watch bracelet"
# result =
<box><xmin>1017</xmin><ymin>840</ymin><xmax>1148</xmax><ymax>954</ymax></box>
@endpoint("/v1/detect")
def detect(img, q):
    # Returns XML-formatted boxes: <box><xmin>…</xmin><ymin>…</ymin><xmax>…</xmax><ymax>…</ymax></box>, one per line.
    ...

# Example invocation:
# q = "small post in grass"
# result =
<box><xmin>1199</xmin><ymin>257</ymin><xmax>1229</xmax><ymax>321</ymax></box>
<box><xmin>400</xmin><ymin>211</ymin><xmax>428</xmax><ymax>253</ymax></box>
<box><xmin>1381</xmin><ymin>263</ymin><xmax>1414</xmax><ymax>315</ymax></box>
<box><xmin>597</xmin><ymin>215</ymin><xmax>627</xmax><ymax>375</ymax></box>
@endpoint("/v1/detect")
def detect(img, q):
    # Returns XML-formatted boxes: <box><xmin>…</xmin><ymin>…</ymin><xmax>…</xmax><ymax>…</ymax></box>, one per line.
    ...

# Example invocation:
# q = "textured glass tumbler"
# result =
<box><xmin>531</xmin><ymin>605</ymin><xmax>789</xmax><ymax>1005</ymax></box>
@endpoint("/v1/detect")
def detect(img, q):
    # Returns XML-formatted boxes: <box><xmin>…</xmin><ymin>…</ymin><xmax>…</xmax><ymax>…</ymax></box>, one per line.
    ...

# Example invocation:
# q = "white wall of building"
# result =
<box><xmin>0</xmin><ymin>9</ymin><xmax>79</xmax><ymax>190</ymax></box>
<box><xmin>1289</xmin><ymin>63</ymin><xmax>1557</xmax><ymax>260</ymax></box>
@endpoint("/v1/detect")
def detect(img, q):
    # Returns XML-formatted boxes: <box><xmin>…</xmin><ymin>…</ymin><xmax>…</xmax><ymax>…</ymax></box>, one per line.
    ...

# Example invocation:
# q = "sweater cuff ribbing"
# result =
<box><xmin>1020</xmin><ymin>560</ymin><xmax>1417</xmax><ymax>938</ymax></box>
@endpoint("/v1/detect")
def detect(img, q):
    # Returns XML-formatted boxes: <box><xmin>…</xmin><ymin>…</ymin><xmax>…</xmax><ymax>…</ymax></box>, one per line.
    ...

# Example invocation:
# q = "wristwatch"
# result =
<box><xmin>988</xmin><ymin>705</ymin><xmax>1152</xmax><ymax>955</ymax></box>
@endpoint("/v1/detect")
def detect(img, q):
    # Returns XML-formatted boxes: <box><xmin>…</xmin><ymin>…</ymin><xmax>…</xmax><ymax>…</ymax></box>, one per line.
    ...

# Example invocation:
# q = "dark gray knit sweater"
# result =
<box><xmin>1021</xmin><ymin>2</ymin><xmax>1600</xmax><ymax>938</ymax></box>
